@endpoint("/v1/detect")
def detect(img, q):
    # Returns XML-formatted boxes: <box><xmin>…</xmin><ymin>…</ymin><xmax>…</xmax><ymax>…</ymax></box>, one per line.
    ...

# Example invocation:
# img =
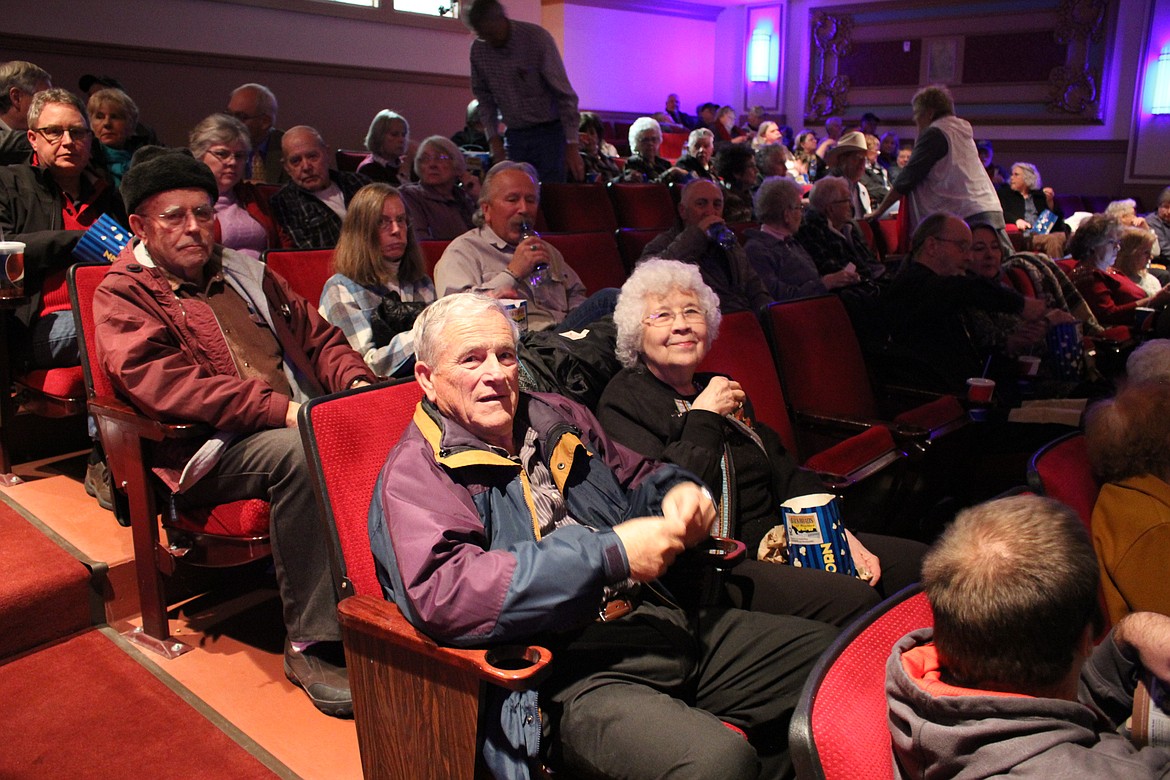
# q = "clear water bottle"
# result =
<box><xmin>707</xmin><ymin>222</ymin><xmax>736</xmax><ymax>250</ymax></box>
<box><xmin>519</xmin><ymin>220</ymin><xmax>547</xmax><ymax>287</ymax></box>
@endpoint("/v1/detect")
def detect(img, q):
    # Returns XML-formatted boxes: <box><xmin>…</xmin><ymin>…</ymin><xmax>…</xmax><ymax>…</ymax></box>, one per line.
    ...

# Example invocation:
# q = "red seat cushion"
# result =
<box><xmin>892</xmin><ymin>395</ymin><xmax>965</xmax><ymax>432</ymax></box>
<box><xmin>18</xmin><ymin>367</ymin><xmax>85</xmax><ymax>399</ymax></box>
<box><xmin>803</xmin><ymin>425</ymin><xmax>897</xmax><ymax>478</ymax></box>
<box><xmin>167</xmin><ymin>499</ymin><xmax>271</xmax><ymax>537</ymax></box>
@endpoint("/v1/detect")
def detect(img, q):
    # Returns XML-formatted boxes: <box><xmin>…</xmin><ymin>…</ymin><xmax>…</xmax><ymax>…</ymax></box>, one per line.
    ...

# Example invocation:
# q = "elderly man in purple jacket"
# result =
<box><xmin>369</xmin><ymin>292</ymin><xmax>835</xmax><ymax>780</ymax></box>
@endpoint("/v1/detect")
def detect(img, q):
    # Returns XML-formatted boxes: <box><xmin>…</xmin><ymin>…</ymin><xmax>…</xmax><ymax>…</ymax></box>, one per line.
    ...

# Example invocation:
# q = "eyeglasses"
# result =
<box><xmin>378</xmin><ymin>215</ymin><xmax>410</xmax><ymax>232</ymax></box>
<box><xmin>32</xmin><ymin>125</ymin><xmax>92</xmax><ymax>144</ymax></box>
<box><xmin>146</xmin><ymin>206</ymin><xmax>216</xmax><ymax>230</ymax></box>
<box><xmin>207</xmin><ymin>148</ymin><xmax>248</xmax><ymax>163</ymax></box>
<box><xmin>417</xmin><ymin>153</ymin><xmax>452</xmax><ymax>164</ymax></box>
<box><xmin>643</xmin><ymin>306</ymin><xmax>706</xmax><ymax>328</ymax></box>
<box><xmin>933</xmin><ymin>236</ymin><xmax>972</xmax><ymax>252</ymax></box>
<box><xmin>230</xmin><ymin>111</ymin><xmax>265</xmax><ymax>122</ymax></box>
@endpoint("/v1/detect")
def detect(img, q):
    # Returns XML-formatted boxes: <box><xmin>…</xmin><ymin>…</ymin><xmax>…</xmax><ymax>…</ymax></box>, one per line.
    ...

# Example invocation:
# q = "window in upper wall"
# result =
<box><xmin>216</xmin><ymin>0</ymin><xmax>461</xmax><ymax>28</ymax></box>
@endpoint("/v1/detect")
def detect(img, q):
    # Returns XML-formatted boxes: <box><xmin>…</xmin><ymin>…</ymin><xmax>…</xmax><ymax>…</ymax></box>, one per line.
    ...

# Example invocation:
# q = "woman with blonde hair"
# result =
<box><xmin>319</xmin><ymin>183</ymin><xmax>436</xmax><ymax>378</ymax></box>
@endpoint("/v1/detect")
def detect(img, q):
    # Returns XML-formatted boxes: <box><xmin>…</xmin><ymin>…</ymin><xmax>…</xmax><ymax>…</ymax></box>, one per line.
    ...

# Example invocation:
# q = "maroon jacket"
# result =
<box><xmin>93</xmin><ymin>240</ymin><xmax>375</xmax><ymax>489</ymax></box>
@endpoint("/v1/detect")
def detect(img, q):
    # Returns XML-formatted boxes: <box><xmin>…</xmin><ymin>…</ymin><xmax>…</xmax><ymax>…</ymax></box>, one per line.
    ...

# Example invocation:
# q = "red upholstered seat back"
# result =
<box><xmin>791</xmin><ymin>587</ymin><xmax>934</xmax><ymax>780</ymax></box>
<box><xmin>419</xmin><ymin>240</ymin><xmax>451</xmax><ymax>279</ymax></box>
<box><xmin>540</xmin><ymin>183</ymin><xmax>618</xmax><ymax>233</ymax></box>
<box><xmin>615</xmin><ymin>228</ymin><xmax>660</xmax><ymax>272</ymax></box>
<box><xmin>542</xmin><ymin>231</ymin><xmax>628</xmax><ymax>294</ymax></box>
<box><xmin>1004</xmin><ymin>266</ymin><xmax>1037</xmax><ymax>297</ymax></box>
<box><xmin>699</xmin><ymin>310</ymin><xmax>799</xmax><ymax>454</ymax></box>
<box><xmin>607</xmin><ymin>182</ymin><xmax>676</xmax><ymax>230</ymax></box>
<box><xmin>264</xmin><ymin>248</ymin><xmax>335</xmax><ymax>305</ymax></box>
<box><xmin>303</xmin><ymin>380</ymin><xmax>424</xmax><ymax>598</ymax></box>
<box><xmin>766</xmin><ymin>296</ymin><xmax>881</xmax><ymax>420</ymax></box>
<box><xmin>1027</xmin><ymin>432</ymin><xmax>1099</xmax><ymax>530</ymax></box>
<box><xmin>70</xmin><ymin>264</ymin><xmax>114</xmax><ymax>400</ymax></box>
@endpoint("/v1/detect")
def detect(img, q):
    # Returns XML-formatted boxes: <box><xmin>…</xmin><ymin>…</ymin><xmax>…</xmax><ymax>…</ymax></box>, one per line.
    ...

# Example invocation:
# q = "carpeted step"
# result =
<box><xmin>0</xmin><ymin>501</ymin><xmax>94</xmax><ymax>660</ymax></box>
<box><xmin>0</xmin><ymin>629</ymin><xmax>279</xmax><ymax>778</ymax></box>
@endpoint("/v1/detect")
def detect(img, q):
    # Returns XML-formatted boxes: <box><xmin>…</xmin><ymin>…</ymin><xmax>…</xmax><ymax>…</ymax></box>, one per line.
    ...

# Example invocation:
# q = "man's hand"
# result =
<box><xmin>489</xmin><ymin>136</ymin><xmax>506</xmax><ymax>165</ymax></box>
<box><xmin>284</xmin><ymin>400</ymin><xmax>301</xmax><ymax>429</ymax></box>
<box><xmin>1021</xmin><ymin>298</ymin><xmax>1048</xmax><ymax>322</ymax></box>
<box><xmin>823</xmin><ymin>267</ymin><xmax>862</xmax><ymax>289</ymax></box>
<box><xmin>613</xmin><ymin>516</ymin><xmax>688</xmax><ymax>582</ymax></box>
<box><xmin>564</xmin><ymin>142</ymin><xmax>585</xmax><ymax>183</ymax></box>
<box><xmin>1114</xmin><ymin>612</ymin><xmax>1170</xmax><ymax>684</ymax></box>
<box><xmin>696</xmin><ymin>214</ymin><xmax>726</xmax><ymax>233</ymax></box>
<box><xmin>661</xmin><ymin>482</ymin><xmax>716</xmax><ymax>548</ymax></box>
<box><xmin>507</xmin><ymin>235</ymin><xmax>550</xmax><ymax>279</ymax></box>
<box><xmin>692</xmin><ymin>376</ymin><xmax>744</xmax><ymax>416</ymax></box>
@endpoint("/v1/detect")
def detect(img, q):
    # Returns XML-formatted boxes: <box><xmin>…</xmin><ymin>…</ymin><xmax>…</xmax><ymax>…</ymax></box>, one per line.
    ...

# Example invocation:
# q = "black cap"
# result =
<box><xmin>121</xmin><ymin>146</ymin><xmax>218</xmax><ymax>215</ymax></box>
<box><xmin>79</xmin><ymin>74</ymin><xmax>125</xmax><ymax>93</ymax></box>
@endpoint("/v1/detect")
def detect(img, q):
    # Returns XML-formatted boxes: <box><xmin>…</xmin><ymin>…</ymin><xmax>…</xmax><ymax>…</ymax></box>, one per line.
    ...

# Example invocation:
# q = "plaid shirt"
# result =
<box><xmin>270</xmin><ymin>170</ymin><xmax>371</xmax><ymax>249</ymax></box>
<box><xmin>470</xmin><ymin>20</ymin><xmax>579</xmax><ymax>144</ymax></box>
<box><xmin>318</xmin><ymin>272</ymin><xmax>436</xmax><ymax>378</ymax></box>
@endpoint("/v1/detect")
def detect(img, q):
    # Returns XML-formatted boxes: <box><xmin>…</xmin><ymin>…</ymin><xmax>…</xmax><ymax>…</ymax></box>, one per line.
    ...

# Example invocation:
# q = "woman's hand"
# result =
<box><xmin>1015</xmin><ymin>218</ymin><xmax>1032</xmax><ymax>231</ymax></box>
<box><xmin>845</xmin><ymin>530</ymin><xmax>881</xmax><ymax>586</ymax></box>
<box><xmin>822</xmin><ymin>267</ymin><xmax>861</xmax><ymax>290</ymax></box>
<box><xmin>692</xmin><ymin>376</ymin><xmax>745</xmax><ymax>416</ymax></box>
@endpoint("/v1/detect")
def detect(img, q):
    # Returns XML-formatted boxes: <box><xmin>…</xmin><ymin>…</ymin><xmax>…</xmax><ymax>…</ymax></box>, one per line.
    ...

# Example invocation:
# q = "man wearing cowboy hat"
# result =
<box><xmin>824</xmin><ymin>129</ymin><xmax>871</xmax><ymax>219</ymax></box>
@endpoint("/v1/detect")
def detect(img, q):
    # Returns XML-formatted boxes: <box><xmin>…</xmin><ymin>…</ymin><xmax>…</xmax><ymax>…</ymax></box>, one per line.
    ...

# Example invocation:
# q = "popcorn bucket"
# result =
<box><xmin>73</xmin><ymin>213</ymin><xmax>131</xmax><ymax>264</ymax></box>
<box><xmin>1045</xmin><ymin>320</ymin><xmax>1083</xmax><ymax>382</ymax></box>
<box><xmin>779</xmin><ymin>493</ymin><xmax>857</xmax><ymax>577</ymax></box>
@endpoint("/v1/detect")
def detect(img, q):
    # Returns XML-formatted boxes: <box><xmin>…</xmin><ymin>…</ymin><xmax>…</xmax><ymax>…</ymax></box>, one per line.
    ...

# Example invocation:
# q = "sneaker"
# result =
<box><xmin>283</xmin><ymin>639</ymin><xmax>353</xmax><ymax>718</ymax></box>
<box><xmin>84</xmin><ymin>459</ymin><xmax>114</xmax><ymax>511</ymax></box>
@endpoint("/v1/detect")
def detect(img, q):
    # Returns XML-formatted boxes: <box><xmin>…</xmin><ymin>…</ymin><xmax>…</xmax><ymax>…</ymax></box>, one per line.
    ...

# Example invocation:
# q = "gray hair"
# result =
<box><xmin>808</xmin><ymin>175</ymin><xmax>848</xmax><ymax>213</ymax></box>
<box><xmin>909</xmin><ymin>211</ymin><xmax>962</xmax><ymax>258</ymax></box>
<box><xmin>28</xmin><ymin>88</ymin><xmax>87</xmax><ymax>129</ymax></box>
<box><xmin>188</xmin><ymin>113</ymin><xmax>252</xmax><ymax>158</ymax></box>
<box><xmin>413</xmin><ymin>135</ymin><xmax>466</xmax><ymax>178</ymax></box>
<box><xmin>755</xmin><ymin>144</ymin><xmax>792</xmax><ymax>177</ymax></box>
<box><xmin>1010</xmin><ymin>162</ymin><xmax>1041</xmax><ymax>191</ymax></box>
<box><xmin>614</xmin><ymin>258</ymin><xmax>722</xmax><ymax>369</ymax></box>
<box><xmin>474</xmin><ymin>160</ymin><xmax>539</xmax><ymax>226</ymax></box>
<box><xmin>412</xmin><ymin>292</ymin><xmax>517</xmax><ymax>367</ymax></box>
<box><xmin>0</xmin><ymin>61</ymin><xmax>51</xmax><ymax>114</ymax></box>
<box><xmin>231</xmin><ymin>83</ymin><xmax>277</xmax><ymax>120</ymax></box>
<box><xmin>687</xmin><ymin>127</ymin><xmax>713</xmax><ymax>154</ymax></box>
<box><xmin>755</xmin><ymin>176</ymin><xmax>803</xmax><ymax>225</ymax></box>
<box><xmin>1158</xmin><ymin>185</ymin><xmax>1170</xmax><ymax>208</ymax></box>
<box><xmin>751</xmin><ymin>121</ymin><xmax>779</xmax><ymax>151</ymax></box>
<box><xmin>86</xmin><ymin>88</ymin><xmax>139</xmax><ymax>130</ymax></box>
<box><xmin>365</xmin><ymin>109</ymin><xmax>410</xmax><ymax>154</ymax></box>
<box><xmin>1105</xmin><ymin>198</ymin><xmax>1137</xmax><ymax>220</ymax></box>
<box><xmin>1126</xmin><ymin>340</ymin><xmax>1170</xmax><ymax>385</ymax></box>
<box><xmin>628</xmin><ymin>116</ymin><xmax>662</xmax><ymax>151</ymax></box>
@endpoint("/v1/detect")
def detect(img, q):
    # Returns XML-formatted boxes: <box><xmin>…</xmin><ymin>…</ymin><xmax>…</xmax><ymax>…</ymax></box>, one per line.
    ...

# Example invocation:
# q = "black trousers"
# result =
<box><xmin>540</xmin><ymin>602</ymin><xmax>836</xmax><ymax>780</ymax></box>
<box><xmin>176</xmin><ymin>427</ymin><xmax>340</xmax><ymax>643</ymax></box>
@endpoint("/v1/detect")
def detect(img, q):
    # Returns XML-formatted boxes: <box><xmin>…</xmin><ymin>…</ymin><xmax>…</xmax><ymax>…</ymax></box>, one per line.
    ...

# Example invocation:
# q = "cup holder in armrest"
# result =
<box><xmin>701</xmin><ymin>536</ymin><xmax>746</xmax><ymax>568</ymax></box>
<box><xmin>485</xmin><ymin>645</ymin><xmax>549</xmax><ymax>672</ymax></box>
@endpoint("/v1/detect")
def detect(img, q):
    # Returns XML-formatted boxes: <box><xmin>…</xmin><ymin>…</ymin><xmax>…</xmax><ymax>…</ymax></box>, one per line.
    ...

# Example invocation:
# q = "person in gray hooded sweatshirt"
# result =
<box><xmin>886</xmin><ymin>494</ymin><xmax>1170</xmax><ymax>779</ymax></box>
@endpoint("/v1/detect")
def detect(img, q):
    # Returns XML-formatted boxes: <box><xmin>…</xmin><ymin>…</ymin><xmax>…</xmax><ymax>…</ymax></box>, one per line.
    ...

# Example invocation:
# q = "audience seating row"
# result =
<box><xmin>540</xmin><ymin>182</ymin><xmax>678</xmax><ymax>233</ymax></box>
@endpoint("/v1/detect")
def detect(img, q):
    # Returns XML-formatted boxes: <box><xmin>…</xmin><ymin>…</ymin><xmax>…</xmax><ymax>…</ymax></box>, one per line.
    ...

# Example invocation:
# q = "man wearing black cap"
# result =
<box><xmin>93</xmin><ymin>146</ymin><xmax>377</xmax><ymax>717</ymax></box>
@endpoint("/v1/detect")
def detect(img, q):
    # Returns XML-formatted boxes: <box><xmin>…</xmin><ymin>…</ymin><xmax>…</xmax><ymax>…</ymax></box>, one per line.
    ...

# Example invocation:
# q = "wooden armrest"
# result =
<box><xmin>89</xmin><ymin>395</ymin><xmax>211</xmax><ymax>442</ymax></box>
<box><xmin>338</xmin><ymin>594</ymin><xmax>552</xmax><ymax>691</ymax></box>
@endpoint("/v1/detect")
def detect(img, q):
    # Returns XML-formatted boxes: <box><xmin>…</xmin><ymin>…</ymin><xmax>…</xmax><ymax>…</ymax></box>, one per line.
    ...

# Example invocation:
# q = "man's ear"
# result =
<box><xmin>415</xmin><ymin>360</ymin><xmax>437</xmax><ymax>402</ymax></box>
<box><xmin>128</xmin><ymin>213</ymin><xmax>147</xmax><ymax>240</ymax></box>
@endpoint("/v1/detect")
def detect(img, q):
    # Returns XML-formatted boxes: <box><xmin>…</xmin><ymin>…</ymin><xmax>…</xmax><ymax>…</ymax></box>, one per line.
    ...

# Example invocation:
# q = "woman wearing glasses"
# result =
<box><xmin>397</xmin><ymin>136</ymin><xmax>477</xmax><ymax>240</ymax></box>
<box><xmin>1070</xmin><ymin>214</ymin><xmax>1170</xmax><ymax>328</ymax></box>
<box><xmin>319</xmin><ymin>183</ymin><xmax>436</xmax><ymax>378</ymax></box>
<box><xmin>188</xmin><ymin>113</ymin><xmax>280</xmax><ymax>259</ymax></box>
<box><xmin>597</xmin><ymin>258</ymin><xmax>925</xmax><ymax>628</ymax></box>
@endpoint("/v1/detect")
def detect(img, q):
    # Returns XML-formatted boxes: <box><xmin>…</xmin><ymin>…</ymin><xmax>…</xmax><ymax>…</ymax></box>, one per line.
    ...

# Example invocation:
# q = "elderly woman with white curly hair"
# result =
<box><xmin>620</xmin><ymin>116</ymin><xmax>674</xmax><ymax>183</ymax></box>
<box><xmin>996</xmin><ymin>161</ymin><xmax>1065</xmax><ymax>234</ymax></box>
<box><xmin>397</xmin><ymin>135</ymin><xmax>477</xmax><ymax>240</ymax></box>
<box><xmin>597</xmin><ymin>257</ymin><xmax>925</xmax><ymax>628</ymax></box>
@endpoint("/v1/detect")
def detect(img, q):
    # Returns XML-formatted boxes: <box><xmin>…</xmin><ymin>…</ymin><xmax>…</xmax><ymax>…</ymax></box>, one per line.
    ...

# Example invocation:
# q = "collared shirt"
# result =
<box><xmin>269</xmin><ymin>169</ymin><xmax>371</xmax><ymax>249</ymax></box>
<box><xmin>318</xmin><ymin>271</ymin><xmax>436</xmax><ymax>377</ymax></box>
<box><xmin>433</xmin><ymin>224</ymin><xmax>588</xmax><ymax>331</ymax></box>
<box><xmin>470</xmin><ymin>19</ymin><xmax>580</xmax><ymax>144</ymax></box>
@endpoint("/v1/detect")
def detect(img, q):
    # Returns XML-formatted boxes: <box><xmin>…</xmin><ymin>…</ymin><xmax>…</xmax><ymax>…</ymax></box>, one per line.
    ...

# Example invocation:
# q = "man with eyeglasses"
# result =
<box><xmin>0</xmin><ymin>60</ymin><xmax>52</xmax><ymax>165</ymax></box>
<box><xmin>0</xmin><ymin>87</ymin><xmax>127</xmax><ymax>369</ymax></box>
<box><xmin>641</xmin><ymin>179</ymin><xmax>772</xmax><ymax>314</ymax></box>
<box><xmin>881</xmin><ymin>212</ymin><xmax>1047</xmax><ymax>393</ymax></box>
<box><xmin>93</xmin><ymin>147</ymin><xmax>377</xmax><ymax>717</ymax></box>
<box><xmin>269</xmin><ymin>125</ymin><xmax>371</xmax><ymax>249</ymax></box>
<box><xmin>226</xmin><ymin>82</ymin><xmax>288</xmax><ymax>185</ymax></box>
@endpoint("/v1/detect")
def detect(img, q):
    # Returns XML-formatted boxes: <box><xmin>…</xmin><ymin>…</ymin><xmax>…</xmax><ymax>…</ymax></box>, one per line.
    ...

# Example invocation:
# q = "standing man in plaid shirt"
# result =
<box><xmin>464</xmin><ymin>0</ymin><xmax>585</xmax><ymax>184</ymax></box>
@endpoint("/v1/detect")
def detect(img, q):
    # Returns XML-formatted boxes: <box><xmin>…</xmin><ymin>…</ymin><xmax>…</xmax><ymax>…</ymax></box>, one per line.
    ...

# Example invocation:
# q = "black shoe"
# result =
<box><xmin>283</xmin><ymin>639</ymin><xmax>353</xmax><ymax>718</ymax></box>
<box><xmin>84</xmin><ymin>459</ymin><xmax>114</xmax><ymax>512</ymax></box>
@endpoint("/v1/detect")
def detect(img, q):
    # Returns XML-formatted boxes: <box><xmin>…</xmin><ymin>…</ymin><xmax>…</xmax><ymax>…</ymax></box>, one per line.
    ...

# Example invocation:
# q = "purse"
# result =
<box><xmin>369</xmin><ymin>290</ymin><xmax>427</xmax><ymax>348</ymax></box>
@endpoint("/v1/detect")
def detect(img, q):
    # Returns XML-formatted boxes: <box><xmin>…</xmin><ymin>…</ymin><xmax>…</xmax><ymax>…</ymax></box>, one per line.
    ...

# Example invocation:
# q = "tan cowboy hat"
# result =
<box><xmin>825</xmin><ymin>130</ymin><xmax>868</xmax><ymax>166</ymax></box>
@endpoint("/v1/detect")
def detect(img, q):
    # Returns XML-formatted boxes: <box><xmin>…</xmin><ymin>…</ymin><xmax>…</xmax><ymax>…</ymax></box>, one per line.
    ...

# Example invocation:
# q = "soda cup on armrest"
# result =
<box><xmin>0</xmin><ymin>242</ymin><xmax>25</xmax><ymax>299</ymax></box>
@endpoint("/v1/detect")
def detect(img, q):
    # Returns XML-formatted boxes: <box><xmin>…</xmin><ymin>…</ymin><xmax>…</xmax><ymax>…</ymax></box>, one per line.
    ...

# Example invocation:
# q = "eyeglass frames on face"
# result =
<box><xmin>148</xmin><ymin>206</ymin><xmax>216</xmax><ymax>230</ymax></box>
<box><xmin>643</xmin><ymin>307</ymin><xmax>706</xmax><ymax>328</ymax></box>
<box><xmin>32</xmin><ymin>125</ymin><xmax>92</xmax><ymax>144</ymax></box>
